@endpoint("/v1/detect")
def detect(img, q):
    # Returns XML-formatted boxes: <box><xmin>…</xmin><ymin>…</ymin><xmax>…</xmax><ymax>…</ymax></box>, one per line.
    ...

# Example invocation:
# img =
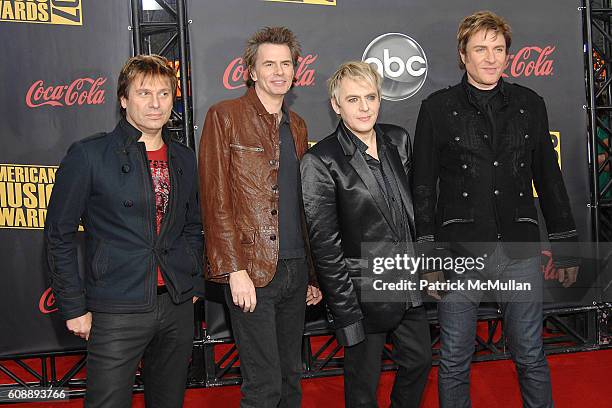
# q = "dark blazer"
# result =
<box><xmin>45</xmin><ymin>119</ymin><xmax>204</xmax><ymax>320</ymax></box>
<box><xmin>413</xmin><ymin>76</ymin><xmax>578</xmax><ymax>266</ymax></box>
<box><xmin>301</xmin><ymin>122</ymin><xmax>415</xmax><ymax>346</ymax></box>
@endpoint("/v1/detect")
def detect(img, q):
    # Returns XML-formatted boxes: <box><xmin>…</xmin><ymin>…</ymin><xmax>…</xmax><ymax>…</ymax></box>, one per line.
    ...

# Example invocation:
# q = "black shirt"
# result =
<box><xmin>278</xmin><ymin>109</ymin><xmax>305</xmax><ymax>259</ymax></box>
<box><xmin>466</xmin><ymin>80</ymin><xmax>504</xmax><ymax>145</ymax></box>
<box><xmin>345</xmin><ymin>124</ymin><xmax>420</xmax><ymax>307</ymax></box>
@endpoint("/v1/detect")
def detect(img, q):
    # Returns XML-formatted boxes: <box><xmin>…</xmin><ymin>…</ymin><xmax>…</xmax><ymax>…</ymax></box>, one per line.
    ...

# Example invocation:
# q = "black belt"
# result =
<box><xmin>157</xmin><ymin>285</ymin><xmax>168</xmax><ymax>295</ymax></box>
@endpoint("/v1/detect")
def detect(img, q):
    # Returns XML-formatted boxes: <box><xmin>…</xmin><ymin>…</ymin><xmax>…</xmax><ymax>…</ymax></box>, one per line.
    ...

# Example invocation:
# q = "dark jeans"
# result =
<box><xmin>343</xmin><ymin>306</ymin><xmax>432</xmax><ymax>408</ymax></box>
<box><xmin>437</xmin><ymin>244</ymin><xmax>552</xmax><ymax>408</ymax></box>
<box><xmin>225</xmin><ymin>258</ymin><xmax>309</xmax><ymax>408</ymax></box>
<box><xmin>85</xmin><ymin>292</ymin><xmax>194</xmax><ymax>408</ymax></box>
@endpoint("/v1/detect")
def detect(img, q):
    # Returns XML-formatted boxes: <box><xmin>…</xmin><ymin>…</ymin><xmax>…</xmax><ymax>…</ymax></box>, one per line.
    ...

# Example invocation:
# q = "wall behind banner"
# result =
<box><xmin>0</xmin><ymin>1</ymin><xmax>130</xmax><ymax>357</ymax></box>
<box><xmin>188</xmin><ymin>0</ymin><xmax>592</xmax><ymax>337</ymax></box>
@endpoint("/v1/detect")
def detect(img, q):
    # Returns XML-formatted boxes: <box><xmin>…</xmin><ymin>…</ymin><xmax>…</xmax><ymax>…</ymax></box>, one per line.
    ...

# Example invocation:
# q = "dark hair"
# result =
<box><xmin>117</xmin><ymin>54</ymin><xmax>177</xmax><ymax>116</ymax></box>
<box><xmin>243</xmin><ymin>26</ymin><xmax>301</xmax><ymax>87</ymax></box>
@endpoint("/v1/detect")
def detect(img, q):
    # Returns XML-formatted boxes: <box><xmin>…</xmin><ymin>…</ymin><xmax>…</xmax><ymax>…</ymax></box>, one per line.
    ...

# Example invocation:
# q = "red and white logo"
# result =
<box><xmin>39</xmin><ymin>287</ymin><xmax>58</xmax><ymax>314</ymax></box>
<box><xmin>503</xmin><ymin>46</ymin><xmax>555</xmax><ymax>78</ymax></box>
<box><xmin>222</xmin><ymin>54</ymin><xmax>318</xmax><ymax>90</ymax></box>
<box><xmin>26</xmin><ymin>77</ymin><xmax>107</xmax><ymax>108</ymax></box>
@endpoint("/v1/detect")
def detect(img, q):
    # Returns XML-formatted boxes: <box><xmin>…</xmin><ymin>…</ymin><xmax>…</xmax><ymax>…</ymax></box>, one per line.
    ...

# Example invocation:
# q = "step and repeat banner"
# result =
<box><xmin>0</xmin><ymin>0</ymin><xmax>130</xmax><ymax>356</ymax></box>
<box><xmin>0</xmin><ymin>0</ymin><xmax>594</xmax><ymax>355</ymax></box>
<box><xmin>187</xmin><ymin>0</ymin><xmax>593</xmax><ymax>339</ymax></box>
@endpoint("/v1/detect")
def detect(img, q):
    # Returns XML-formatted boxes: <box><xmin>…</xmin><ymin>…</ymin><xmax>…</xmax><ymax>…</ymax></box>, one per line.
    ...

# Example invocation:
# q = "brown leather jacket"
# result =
<box><xmin>199</xmin><ymin>87</ymin><xmax>316</xmax><ymax>287</ymax></box>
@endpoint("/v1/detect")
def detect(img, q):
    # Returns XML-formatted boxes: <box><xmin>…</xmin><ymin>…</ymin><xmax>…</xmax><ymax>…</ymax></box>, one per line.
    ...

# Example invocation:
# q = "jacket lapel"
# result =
<box><xmin>337</xmin><ymin>123</ymin><xmax>397</xmax><ymax>237</ymax></box>
<box><xmin>382</xmin><ymin>133</ymin><xmax>416</xmax><ymax>237</ymax></box>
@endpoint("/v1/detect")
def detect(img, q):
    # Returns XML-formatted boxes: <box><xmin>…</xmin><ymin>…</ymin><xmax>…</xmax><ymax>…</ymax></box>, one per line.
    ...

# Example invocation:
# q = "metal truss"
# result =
<box><xmin>199</xmin><ymin>305</ymin><xmax>603</xmax><ymax>386</ymax></box>
<box><xmin>129</xmin><ymin>0</ymin><xmax>195</xmax><ymax>148</ymax></box>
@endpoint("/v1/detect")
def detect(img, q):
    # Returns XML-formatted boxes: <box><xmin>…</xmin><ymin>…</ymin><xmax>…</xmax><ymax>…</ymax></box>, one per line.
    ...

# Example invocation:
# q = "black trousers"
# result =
<box><xmin>84</xmin><ymin>292</ymin><xmax>194</xmax><ymax>408</ymax></box>
<box><xmin>343</xmin><ymin>306</ymin><xmax>432</xmax><ymax>408</ymax></box>
<box><xmin>225</xmin><ymin>258</ymin><xmax>309</xmax><ymax>408</ymax></box>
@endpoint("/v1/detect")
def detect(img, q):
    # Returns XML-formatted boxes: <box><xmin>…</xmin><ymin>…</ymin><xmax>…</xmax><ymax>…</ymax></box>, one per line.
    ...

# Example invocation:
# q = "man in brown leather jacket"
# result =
<box><xmin>198</xmin><ymin>26</ymin><xmax>321</xmax><ymax>408</ymax></box>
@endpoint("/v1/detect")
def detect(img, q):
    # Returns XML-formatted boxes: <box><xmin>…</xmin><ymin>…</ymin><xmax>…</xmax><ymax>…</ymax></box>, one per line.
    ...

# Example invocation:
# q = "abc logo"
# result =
<box><xmin>362</xmin><ymin>33</ymin><xmax>428</xmax><ymax>101</ymax></box>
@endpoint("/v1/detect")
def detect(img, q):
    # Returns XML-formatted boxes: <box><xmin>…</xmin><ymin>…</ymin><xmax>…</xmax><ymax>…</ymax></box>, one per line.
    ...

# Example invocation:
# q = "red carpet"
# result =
<box><xmin>4</xmin><ymin>349</ymin><xmax>612</xmax><ymax>407</ymax></box>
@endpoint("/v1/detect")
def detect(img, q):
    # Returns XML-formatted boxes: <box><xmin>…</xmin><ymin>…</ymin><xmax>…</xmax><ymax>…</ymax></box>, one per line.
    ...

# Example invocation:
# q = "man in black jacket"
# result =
<box><xmin>45</xmin><ymin>55</ymin><xmax>204</xmax><ymax>408</ymax></box>
<box><xmin>302</xmin><ymin>61</ymin><xmax>431</xmax><ymax>408</ymax></box>
<box><xmin>413</xmin><ymin>11</ymin><xmax>579</xmax><ymax>408</ymax></box>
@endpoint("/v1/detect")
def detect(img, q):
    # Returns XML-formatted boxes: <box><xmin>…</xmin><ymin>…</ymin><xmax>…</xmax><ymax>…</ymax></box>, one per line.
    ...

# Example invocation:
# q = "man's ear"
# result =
<box><xmin>330</xmin><ymin>97</ymin><xmax>341</xmax><ymax>115</ymax></box>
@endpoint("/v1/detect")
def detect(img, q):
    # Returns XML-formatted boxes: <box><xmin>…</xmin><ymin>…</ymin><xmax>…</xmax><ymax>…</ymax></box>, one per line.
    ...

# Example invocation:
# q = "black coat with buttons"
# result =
<box><xmin>413</xmin><ymin>75</ymin><xmax>578</xmax><ymax>265</ymax></box>
<box><xmin>45</xmin><ymin>119</ymin><xmax>204</xmax><ymax>320</ymax></box>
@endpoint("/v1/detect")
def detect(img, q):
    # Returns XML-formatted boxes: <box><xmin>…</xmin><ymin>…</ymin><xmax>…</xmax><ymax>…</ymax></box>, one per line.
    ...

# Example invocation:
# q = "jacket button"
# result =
<box><xmin>123</xmin><ymin>200</ymin><xmax>133</xmax><ymax>207</ymax></box>
<box><xmin>461</xmin><ymin>164</ymin><xmax>467</xmax><ymax>170</ymax></box>
<box><xmin>462</xmin><ymin>192</ymin><xmax>469</xmax><ymax>198</ymax></box>
<box><xmin>483</xmin><ymin>134</ymin><xmax>489</xmax><ymax>139</ymax></box>
<box><xmin>452</xmin><ymin>111</ymin><xmax>458</xmax><ymax>116</ymax></box>
<box><xmin>269</xmin><ymin>160</ymin><xmax>277</xmax><ymax>166</ymax></box>
<box><xmin>494</xmin><ymin>190</ymin><xmax>500</xmax><ymax>196</ymax></box>
<box><xmin>520</xmin><ymin>162</ymin><xmax>525</xmax><ymax>168</ymax></box>
<box><xmin>270</xmin><ymin>235</ymin><xmax>277</xmax><ymax>241</ymax></box>
<box><xmin>524</xmin><ymin>134</ymin><xmax>529</xmax><ymax>139</ymax></box>
<box><xmin>493</xmin><ymin>161</ymin><xmax>499</xmax><ymax>167</ymax></box>
<box><xmin>271</xmin><ymin>209</ymin><xmax>278</xmax><ymax>215</ymax></box>
<box><xmin>121</xmin><ymin>164</ymin><xmax>130</xmax><ymax>173</ymax></box>
<box><xmin>477</xmin><ymin>111</ymin><xmax>482</xmax><ymax>115</ymax></box>
<box><xmin>520</xmin><ymin>108</ymin><xmax>525</xmax><ymax>114</ymax></box>
<box><xmin>519</xmin><ymin>192</ymin><xmax>524</xmax><ymax>197</ymax></box>
<box><xmin>454</xmin><ymin>136</ymin><xmax>460</xmax><ymax>142</ymax></box>
<box><xmin>272</xmin><ymin>185</ymin><xmax>278</xmax><ymax>191</ymax></box>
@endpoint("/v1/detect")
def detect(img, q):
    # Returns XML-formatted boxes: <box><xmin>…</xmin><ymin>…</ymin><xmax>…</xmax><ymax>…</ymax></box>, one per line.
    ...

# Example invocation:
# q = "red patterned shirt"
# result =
<box><xmin>147</xmin><ymin>144</ymin><xmax>170</xmax><ymax>286</ymax></box>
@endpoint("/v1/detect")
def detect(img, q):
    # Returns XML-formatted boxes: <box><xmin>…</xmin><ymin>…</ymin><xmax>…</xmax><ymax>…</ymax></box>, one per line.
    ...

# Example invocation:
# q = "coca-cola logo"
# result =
<box><xmin>26</xmin><ymin>77</ymin><xmax>107</xmax><ymax>108</ymax></box>
<box><xmin>503</xmin><ymin>46</ymin><xmax>555</xmax><ymax>78</ymax></box>
<box><xmin>222</xmin><ymin>54</ymin><xmax>317</xmax><ymax>90</ymax></box>
<box><xmin>39</xmin><ymin>287</ymin><xmax>58</xmax><ymax>314</ymax></box>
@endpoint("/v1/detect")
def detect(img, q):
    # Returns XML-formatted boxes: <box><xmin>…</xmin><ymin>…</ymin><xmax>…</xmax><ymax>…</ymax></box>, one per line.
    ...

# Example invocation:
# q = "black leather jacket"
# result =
<box><xmin>413</xmin><ymin>75</ymin><xmax>578</xmax><ymax>266</ymax></box>
<box><xmin>45</xmin><ymin>119</ymin><xmax>204</xmax><ymax>320</ymax></box>
<box><xmin>301</xmin><ymin>123</ymin><xmax>415</xmax><ymax>346</ymax></box>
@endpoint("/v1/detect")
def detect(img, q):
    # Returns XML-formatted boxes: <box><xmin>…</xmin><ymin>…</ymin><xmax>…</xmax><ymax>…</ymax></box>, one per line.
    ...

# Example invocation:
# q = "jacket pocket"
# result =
<box><xmin>91</xmin><ymin>241</ymin><xmax>109</xmax><ymax>281</ymax></box>
<box><xmin>515</xmin><ymin>206</ymin><xmax>539</xmax><ymax>226</ymax></box>
<box><xmin>441</xmin><ymin>207</ymin><xmax>474</xmax><ymax>227</ymax></box>
<box><xmin>239</xmin><ymin>228</ymin><xmax>255</xmax><ymax>245</ymax></box>
<box><xmin>230</xmin><ymin>143</ymin><xmax>264</xmax><ymax>153</ymax></box>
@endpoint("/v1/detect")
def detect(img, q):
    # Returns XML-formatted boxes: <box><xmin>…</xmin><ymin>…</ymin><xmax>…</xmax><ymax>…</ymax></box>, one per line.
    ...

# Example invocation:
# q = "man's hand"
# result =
<box><xmin>66</xmin><ymin>312</ymin><xmax>92</xmax><ymax>341</ymax></box>
<box><xmin>229</xmin><ymin>269</ymin><xmax>257</xmax><ymax>312</ymax></box>
<box><xmin>423</xmin><ymin>271</ymin><xmax>445</xmax><ymax>300</ymax></box>
<box><xmin>306</xmin><ymin>285</ymin><xmax>322</xmax><ymax>305</ymax></box>
<box><xmin>558</xmin><ymin>266</ymin><xmax>579</xmax><ymax>288</ymax></box>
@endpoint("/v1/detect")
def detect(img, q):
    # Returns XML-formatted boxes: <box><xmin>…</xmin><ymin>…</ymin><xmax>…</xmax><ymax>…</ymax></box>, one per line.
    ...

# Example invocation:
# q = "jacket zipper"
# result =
<box><xmin>230</xmin><ymin>143</ymin><xmax>264</xmax><ymax>152</ymax></box>
<box><xmin>137</xmin><ymin>143</ymin><xmax>158</xmax><ymax>299</ymax></box>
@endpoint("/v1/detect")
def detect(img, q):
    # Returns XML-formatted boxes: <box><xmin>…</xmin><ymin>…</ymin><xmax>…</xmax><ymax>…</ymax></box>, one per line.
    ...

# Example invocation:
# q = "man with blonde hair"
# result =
<box><xmin>302</xmin><ymin>61</ymin><xmax>431</xmax><ymax>407</ymax></box>
<box><xmin>413</xmin><ymin>11</ymin><xmax>579</xmax><ymax>408</ymax></box>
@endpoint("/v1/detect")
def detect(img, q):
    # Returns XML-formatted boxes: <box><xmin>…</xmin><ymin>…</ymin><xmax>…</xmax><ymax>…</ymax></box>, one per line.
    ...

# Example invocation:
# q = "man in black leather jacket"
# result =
<box><xmin>302</xmin><ymin>62</ymin><xmax>431</xmax><ymax>408</ymax></box>
<box><xmin>45</xmin><ymin>55</ymin><xmax>204</xmax><ymax>407</ymax></box>
<box><xmin>413</xmin><ymin>11</ymin><xmax>579</xmax><ymax>408</ymax></box>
